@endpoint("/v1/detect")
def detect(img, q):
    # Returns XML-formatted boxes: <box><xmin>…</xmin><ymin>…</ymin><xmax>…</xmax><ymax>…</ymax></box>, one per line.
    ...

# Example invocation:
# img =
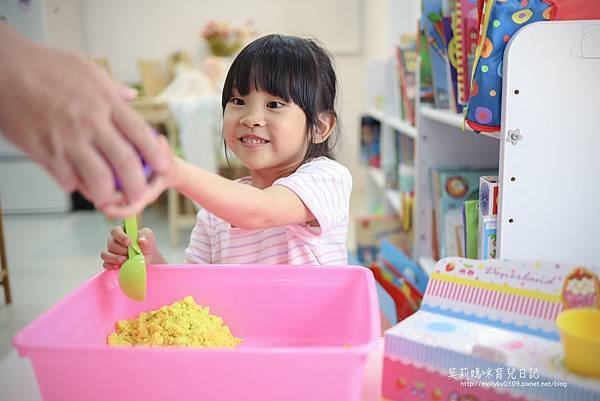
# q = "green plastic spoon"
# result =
<box><xmin>118</xmin><ymin>216</ymin><xmax>146</xmax><ymax>301</ymax></box>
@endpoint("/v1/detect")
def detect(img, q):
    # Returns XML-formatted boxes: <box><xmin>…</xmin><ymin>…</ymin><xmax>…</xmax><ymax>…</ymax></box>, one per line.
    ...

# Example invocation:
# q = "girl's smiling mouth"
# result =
<box><xmin>240</xmin><ymin>134</ymin><xmax>270</xmax><ymax>146</ymax></box>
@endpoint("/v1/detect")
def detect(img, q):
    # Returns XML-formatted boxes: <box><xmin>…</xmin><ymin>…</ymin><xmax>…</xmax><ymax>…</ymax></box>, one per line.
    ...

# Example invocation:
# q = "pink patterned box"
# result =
<box><xmin>382</xmin><ymin>258</ymin><xmax>600</xmax><ymax>401</ymax></box>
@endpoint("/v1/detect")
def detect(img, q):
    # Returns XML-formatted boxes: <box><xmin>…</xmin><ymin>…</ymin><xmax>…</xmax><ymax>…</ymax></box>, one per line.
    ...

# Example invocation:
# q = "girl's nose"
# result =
<box><xmin>240</xmin><ymin>113</ymin><xmax>265</xmax><ymax>128</ymax></box>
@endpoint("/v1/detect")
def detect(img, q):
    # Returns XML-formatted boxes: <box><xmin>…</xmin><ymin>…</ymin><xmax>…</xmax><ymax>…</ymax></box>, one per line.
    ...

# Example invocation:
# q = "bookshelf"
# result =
<box><xmin>414</xmin><ymin>106</ymin><xmax>500</xmax><ymax>260</ymax></box>
<box><xmin>415</xmin><ymin>20</ymin><xmax>600</xmax><ymax>266</ymax></box>
<box><xmin>365</xmin><ymin>0</ymin><xmax>600</xmax><ymax>268</ymax></box>
<box><xmin>364</xmin><ymin>110</ymin><xmax>415</xmax><ymax>217</ymax></box>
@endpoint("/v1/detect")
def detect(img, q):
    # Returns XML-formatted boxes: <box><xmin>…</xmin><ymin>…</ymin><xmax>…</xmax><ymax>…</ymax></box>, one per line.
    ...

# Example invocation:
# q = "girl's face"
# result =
<box><xmin>223</xmin><ymin>88</ymin><xmax>309</xmax><ymax>176</ymax></box>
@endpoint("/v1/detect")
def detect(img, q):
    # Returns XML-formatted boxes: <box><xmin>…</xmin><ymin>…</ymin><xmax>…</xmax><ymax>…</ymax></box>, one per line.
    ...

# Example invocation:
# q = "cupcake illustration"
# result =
<box><xmin>561</xmin><ymin>267</ymin><xmax>600</xmax><ymax>310</ymax></box>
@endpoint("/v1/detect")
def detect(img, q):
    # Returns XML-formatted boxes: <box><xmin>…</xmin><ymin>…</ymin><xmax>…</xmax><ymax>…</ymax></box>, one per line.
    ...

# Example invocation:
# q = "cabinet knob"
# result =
<box><xmin>506</xmin><ymin>128</ymin><xmax>523</xmax><ymax>145</ymax></box>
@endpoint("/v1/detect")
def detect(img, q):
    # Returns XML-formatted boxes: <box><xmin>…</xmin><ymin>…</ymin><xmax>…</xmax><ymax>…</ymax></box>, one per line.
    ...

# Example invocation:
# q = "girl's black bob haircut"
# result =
<box><xmin>222</xmin><ymin>34</ymin><xmax>339</xmax><ymax>163</ymax></box>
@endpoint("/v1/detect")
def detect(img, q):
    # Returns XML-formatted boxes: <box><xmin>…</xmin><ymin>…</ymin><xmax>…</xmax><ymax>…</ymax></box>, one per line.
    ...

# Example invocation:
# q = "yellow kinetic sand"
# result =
<box><xmin>108</xmin><ymin>296</ymin><xmax>243</xmax><ymax>348</ymax></box>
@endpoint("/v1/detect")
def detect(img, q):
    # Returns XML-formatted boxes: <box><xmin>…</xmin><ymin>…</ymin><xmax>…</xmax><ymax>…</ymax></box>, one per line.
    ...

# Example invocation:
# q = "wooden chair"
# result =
<box><xmin>129</xmin><ymin>98</ymin><xmax>196</xmax><ymax>247</ymax></box>
<box><xmin>0</xmin><ymin>199</ymin><xmax>12</xmax><ymax>304</ymax></box>
<box><xmin>137</xmin><ymin>59</ymin><xmax>167</xmax><ymax>97</ymax></box>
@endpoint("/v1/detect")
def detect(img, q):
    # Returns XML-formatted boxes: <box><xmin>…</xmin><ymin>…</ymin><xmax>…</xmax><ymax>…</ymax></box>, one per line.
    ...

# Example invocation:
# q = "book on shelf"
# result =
<box><xmin>398</xmin><ymin>163</ymin><xmax>415</xmax><ymax>195</ymax></box>
<box><xmin>431</xmin><ymin>168</ymin><xmax>497</xmax><ymax>258</ymax></box>
<box><xmin>478</xmin><ymin>176</ymin><xmax>498</xmax><ymax>259</ymax></box>
<box><xmin>395</xmin><ymin>133</ymin><xmax>416</xmax><ymax>195</ymax></box>
<box><xmin>397</xmin><ymin>133</ymin><xmax>415</xmax><ymax>165</ymax></box>
<box><xmin>463</xmin><ymin>199</ymin><xmax>479</xmax><ymax>259</ymax></box>
<box><xmin>422</xmin><ymin>0</ymin><xmax>450</xmax><ymax>109</ymax></box>
<box><xmin>402</xmin><ymin>192</ymin><xmax>414</xmax><ymax>234</ymax></box>
<box><xmin>478</xmin><ymin>216</ymin><xmax>497</xmax><ymax>259</ymax></box>
<box><xmin>417</xmin><ymin>22</ymin><xmax>435</xmax><ymax>104</ymax></box>
<box><xmin>431</xmin><ymin>210</ymin><xmax>440</xmax><ymax>261</ymax></box>
<box><xmin>356</xmin><ymin>215</ymin><xmax>412</xmax><ymax>265</ymax></box>
<box><xmin>380</xmin><ymin>239</ymin><xmax>428</xmax><ymax>293</ymax></box>
<box><xmin>368</xmin><ymin>262</ymin><xmax>421</xmax><ymax>322</ymax></box>
<box><xmin>368</xmin><ymin>240</ymin><xmax>425</xmax><ymax>323</ymax></box>
<box><xmin>395</xmin><ymin>34</ymin><xmax>417</xmax><ymax>126</ymax></box>
<box><xmin>360</xmin><ymin>116</ymin><xmax>381</xmax><ymax>168</ymax></box>
<box><xmin>455</xmin><ymin>0</ymin><xmax>478</xmax><ymax>107</ymax></box>
<box><xmin>442</xmin><ymin>0</ymin><xmax>462</xmax><ymax>114</ymax></box>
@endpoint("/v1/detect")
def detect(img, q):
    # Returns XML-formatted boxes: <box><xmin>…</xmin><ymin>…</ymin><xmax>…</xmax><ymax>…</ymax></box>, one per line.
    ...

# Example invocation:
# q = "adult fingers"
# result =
<box><xmin>111</xmin><ymin>102</ymin><xmax>169</xmax><ymax>173</ymax></box>
<box><xmin>67</xmin><ymin>140</ymin><xmax>115</xmax><ymax>208</ymax></box>
<box><xmin>116</xmin><ymin>83</ymin><xmax>138</xmax><ymax>101</ymax></box>
<box><xmin>93</xmin><ymin>122</ymin><xmax>146</xmax><ymax>204</ymax></box>
<box><xmin>42</xmin><ymin>157</ymin><xmax>79</xmax><ymax>193</ymax></box>
<box><xmin>101</xmin><ymin>174</ymin><xmax>168</xmax><ymax>219</ymax></box>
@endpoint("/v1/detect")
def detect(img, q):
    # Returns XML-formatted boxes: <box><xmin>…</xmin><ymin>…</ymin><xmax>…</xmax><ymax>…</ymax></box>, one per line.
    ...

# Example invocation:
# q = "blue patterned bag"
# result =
<box><xmin>465</xmin><ymin>0</ymin><xmax>554</xmax><ymax>132</ymax></box>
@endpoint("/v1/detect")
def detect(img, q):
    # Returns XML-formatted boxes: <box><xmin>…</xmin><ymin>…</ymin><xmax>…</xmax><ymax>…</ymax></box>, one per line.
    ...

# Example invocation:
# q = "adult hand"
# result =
<box><xmin>102</xmin><ymin>138</ymin><xmax>176</xmax><ymax>218</ymax></box>
<box><xmin>0</xmin><ymin>23</ymin><xmax>170</xmax><ymax>212</ymax></box>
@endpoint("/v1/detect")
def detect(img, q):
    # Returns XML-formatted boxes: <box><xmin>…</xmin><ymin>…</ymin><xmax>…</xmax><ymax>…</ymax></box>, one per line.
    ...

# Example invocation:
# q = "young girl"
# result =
<box><xmin>101</xmin><ymin>34</ymin><xmax>351</xmax><ymax>267</ymax></box>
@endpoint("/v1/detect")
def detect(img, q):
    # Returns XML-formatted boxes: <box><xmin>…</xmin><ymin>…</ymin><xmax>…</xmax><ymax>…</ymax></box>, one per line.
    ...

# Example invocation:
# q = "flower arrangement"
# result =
<box><xmin>201</xmin><ymin>20</ymin><xmax>256</xmax><ymax>57</ymax></box>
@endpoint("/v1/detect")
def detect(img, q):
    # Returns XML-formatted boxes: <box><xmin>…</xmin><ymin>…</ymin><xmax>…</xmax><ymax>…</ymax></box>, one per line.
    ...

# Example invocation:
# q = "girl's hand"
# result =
<box><xmin>101</xmin><ymin>226</ymin><xmax>162</xmax><ymax>270</ymax></box>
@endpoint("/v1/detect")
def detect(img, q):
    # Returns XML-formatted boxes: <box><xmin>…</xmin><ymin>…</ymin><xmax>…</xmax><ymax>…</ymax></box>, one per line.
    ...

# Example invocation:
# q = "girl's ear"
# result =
<box><xmin>312</xmin><ymin>111</ymin><xmax>336</xmax><ymax>144</ymax></box>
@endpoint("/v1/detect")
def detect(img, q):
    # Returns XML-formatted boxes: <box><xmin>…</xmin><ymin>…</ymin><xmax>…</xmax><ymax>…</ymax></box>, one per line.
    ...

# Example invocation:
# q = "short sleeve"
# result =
<box><xmin>273</xmin><ymin>157</ymin><xmax>352</xmax><ymax>236</ymax></box>
<box><xmin>183</xmin><ymin>208</ymin><xmax>212</xmax><ymax>264</ymax></box>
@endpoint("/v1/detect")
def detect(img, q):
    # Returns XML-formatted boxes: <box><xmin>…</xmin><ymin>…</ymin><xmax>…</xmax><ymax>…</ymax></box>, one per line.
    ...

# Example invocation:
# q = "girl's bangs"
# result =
<box><xmin>226</xmin><ymin>44</ymin><xmax>312</xmax><ymax>106</ymax></box>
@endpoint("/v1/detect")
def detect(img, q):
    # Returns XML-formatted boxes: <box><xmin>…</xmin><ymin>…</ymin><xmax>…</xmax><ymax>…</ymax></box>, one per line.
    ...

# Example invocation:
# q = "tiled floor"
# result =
<box><xmin>0</xmin><ymin>169</ymin><xmax>367</xmax><ymax>358</ymax></box>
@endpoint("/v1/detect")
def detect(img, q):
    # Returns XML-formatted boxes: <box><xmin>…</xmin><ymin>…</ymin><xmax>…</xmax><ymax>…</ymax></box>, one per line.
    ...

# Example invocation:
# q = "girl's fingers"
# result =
<box><xmin>107</xmin><ymin>239</ymin><xmax>128</xmax><ymax>255</ymax></box>
<box><xmin>138</xmin><ymin>228</ymin><xmax>156</xmax><ymax>254</ymax></box>
<box><xmin>103</xmin><ymin>261</ymin><xmax>121</xmax><ymax>271</ymax></box>
<box><xmin>110</xmin><ymin>226</ymin><xmax>131</xmax><ymax>246</ymax></box>
<box><xmin>101</xmin><ymin>250</ymin><xmax>126</xmax><ymax>265</ymax></box>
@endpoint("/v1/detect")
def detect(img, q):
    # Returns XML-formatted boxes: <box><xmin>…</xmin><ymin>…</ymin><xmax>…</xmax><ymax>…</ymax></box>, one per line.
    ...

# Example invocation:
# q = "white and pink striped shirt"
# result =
<box><xmin>184</xmin><ymin>157</ymin><xmax>351</xmax><ymax>265</ymax></box>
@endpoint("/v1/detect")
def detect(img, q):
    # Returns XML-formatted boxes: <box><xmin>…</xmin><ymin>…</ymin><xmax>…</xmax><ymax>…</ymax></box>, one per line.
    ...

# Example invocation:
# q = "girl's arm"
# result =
<box><xmin>171</xmin><ymin>158</ymin><xmax>313</xmax><ymax>230</ymax></box>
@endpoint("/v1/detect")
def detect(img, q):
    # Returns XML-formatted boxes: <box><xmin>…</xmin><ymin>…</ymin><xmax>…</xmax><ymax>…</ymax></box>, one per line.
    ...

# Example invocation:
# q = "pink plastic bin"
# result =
<box><xmin>14</xmin><ymin>264</ymin><xmax>380</xmax><ymax>401</ymax></box>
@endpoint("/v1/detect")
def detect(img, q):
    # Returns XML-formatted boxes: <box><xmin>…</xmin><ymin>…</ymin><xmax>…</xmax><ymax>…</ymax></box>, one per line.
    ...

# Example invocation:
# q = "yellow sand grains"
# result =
<box><xmin>108</xmin><ymin>296</ymin><xmax>243</xmax><ymax>348</ymax></box>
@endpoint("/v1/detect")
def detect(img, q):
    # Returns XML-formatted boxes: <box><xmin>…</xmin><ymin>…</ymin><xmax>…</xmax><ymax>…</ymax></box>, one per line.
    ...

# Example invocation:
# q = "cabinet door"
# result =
<box><xmin>499</xmin><ymin>21</ymin><xmax>600</xmax><ymax>265</ymax></box>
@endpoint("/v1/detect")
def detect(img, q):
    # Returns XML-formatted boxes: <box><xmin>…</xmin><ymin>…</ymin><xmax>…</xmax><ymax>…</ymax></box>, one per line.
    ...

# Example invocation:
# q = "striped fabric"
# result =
<box><xmin>426</xmin><ymin>278</ymin><xmax>563</xmax><ymax>321</ymax></box>
<box><xmin>184</xmin><ymin>157</ymin><xmax>352</xmax><ymax>265</ymax></box>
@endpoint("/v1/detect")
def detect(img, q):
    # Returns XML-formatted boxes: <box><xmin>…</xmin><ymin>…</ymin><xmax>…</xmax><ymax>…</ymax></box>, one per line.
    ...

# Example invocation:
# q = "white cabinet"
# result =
<box><xmin>0</xmin><ymin>156</ymin><xmax>71</xmax><ymax>214</ymax></box>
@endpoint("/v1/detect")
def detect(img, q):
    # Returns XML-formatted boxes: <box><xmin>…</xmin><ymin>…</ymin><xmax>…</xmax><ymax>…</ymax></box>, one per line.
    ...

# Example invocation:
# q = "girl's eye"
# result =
<box><xmin>266</xmin><ymin>101</ymin><xmax>284</xmax><ymax>109</ymax></box>
<box><xmin>230</xmin><ymin>97</ymin><xmax>245</xmax><ymax>105</ymax></box>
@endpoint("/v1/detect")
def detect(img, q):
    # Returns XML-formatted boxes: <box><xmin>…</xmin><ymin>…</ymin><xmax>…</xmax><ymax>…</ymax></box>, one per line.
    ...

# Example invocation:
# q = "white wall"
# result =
<box><xmin>1</xmin><ymin>0</ymin><xmax>405</xmax><ymax>183</ymax></box>
<box><xmin>79</xmin><ymin>0</ymin><xmax>372</xmax><ymax>174</ymax></box>
<box><xmin>45</xmin><ymin>0</ymin><xmax>83</xmax><ymax>51</ymax></box>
